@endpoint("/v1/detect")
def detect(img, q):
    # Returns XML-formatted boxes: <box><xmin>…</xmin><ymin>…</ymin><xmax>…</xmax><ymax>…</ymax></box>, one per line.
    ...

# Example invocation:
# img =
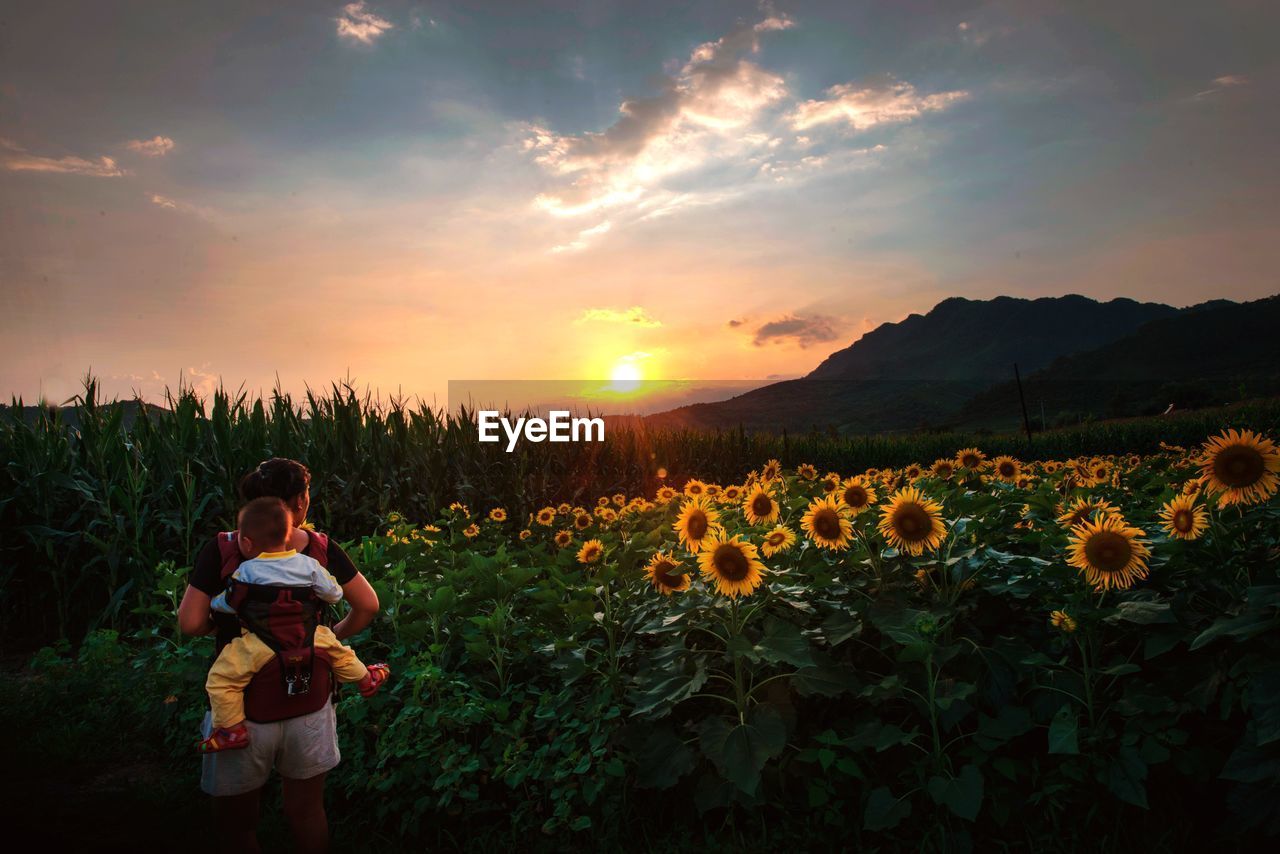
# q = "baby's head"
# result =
<box><xmin>237</xmin><ymin>496</ymin><xmax>292</xmax><ymax>558</ymax></box>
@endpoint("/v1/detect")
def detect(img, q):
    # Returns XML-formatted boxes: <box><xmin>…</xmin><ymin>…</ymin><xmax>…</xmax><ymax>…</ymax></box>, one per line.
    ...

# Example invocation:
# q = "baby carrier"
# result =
<box><xmin>215</xmin><ymin>531</ymin><xmax>338</xmax><ymax>723</ymax></box>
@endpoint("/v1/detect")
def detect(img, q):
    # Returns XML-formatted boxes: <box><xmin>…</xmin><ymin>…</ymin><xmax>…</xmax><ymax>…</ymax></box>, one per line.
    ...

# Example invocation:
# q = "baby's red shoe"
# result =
<box><xmin>198</xmin><ymin>721</ymin><xmax>250</xmax><ymax>753</ymax></box>
<box><xmin>358</xmin><ymin>663</ymin><xmax>390</xmax><ymax>698</ymax></box>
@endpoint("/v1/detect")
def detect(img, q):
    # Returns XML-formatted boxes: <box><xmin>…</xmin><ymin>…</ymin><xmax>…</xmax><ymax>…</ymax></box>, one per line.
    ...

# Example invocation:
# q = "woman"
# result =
<box><xmin>177</xmin><ymin>458</ymin><xmax>380</xmax><ymax>854</ymax></box>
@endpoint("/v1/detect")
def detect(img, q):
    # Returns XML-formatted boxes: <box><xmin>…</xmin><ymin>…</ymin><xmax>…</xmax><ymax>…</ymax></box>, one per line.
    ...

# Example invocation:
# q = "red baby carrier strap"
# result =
<box><xmin>215</xmin><ymin>529</ymin><xmax>335</xmax><ymax>723</ymax></box>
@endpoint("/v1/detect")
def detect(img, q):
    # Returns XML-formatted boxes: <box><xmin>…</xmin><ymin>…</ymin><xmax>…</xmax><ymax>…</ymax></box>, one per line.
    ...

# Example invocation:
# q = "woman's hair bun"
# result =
<box><xmin>238</xmin><ymin>457</ymin><xmax>311</xmax><ymax>502</ymax></box>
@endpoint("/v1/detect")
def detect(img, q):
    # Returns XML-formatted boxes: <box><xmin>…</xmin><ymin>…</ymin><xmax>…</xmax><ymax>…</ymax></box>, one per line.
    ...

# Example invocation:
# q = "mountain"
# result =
<box><xmin>645</xmin><ymin>294</ymin><xmax>1185</xmax><ymax>434</ymax></box>
<box><xmin>954</xmin><ymin>295</ymin><xmax>1280</xmax><ymax>430</ymax></box>
<box><xmin>807</xmin><ymin>294</ymin><xmax>1178</xmax><ymax>381</ymax></box>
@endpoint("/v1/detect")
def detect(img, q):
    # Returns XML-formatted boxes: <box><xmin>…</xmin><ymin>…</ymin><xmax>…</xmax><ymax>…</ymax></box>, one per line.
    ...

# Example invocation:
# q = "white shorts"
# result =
<box><xmin>199</xmin><ymin>701</ymin><xmax>340</xmax><ymax>797</ymax></box>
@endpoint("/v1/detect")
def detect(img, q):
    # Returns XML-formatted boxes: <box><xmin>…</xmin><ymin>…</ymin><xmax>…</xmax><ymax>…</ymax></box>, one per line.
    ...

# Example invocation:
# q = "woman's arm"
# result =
<box><xmin>332</xmin><ymin>572</ymin><xmax>380</xmax><ymax>640</ymax></box>
<box><xmin>177</xmin><ymin>584</ymin><xmax>216</xmax><ymax>636</ymax></box>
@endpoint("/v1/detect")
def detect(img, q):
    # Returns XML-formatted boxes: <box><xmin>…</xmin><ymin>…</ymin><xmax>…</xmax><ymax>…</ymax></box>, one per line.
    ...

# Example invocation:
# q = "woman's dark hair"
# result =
<box><xmin>238</xmin><ymin>457</ymin><xmax>311</xmax><ymax>503</ymax></box>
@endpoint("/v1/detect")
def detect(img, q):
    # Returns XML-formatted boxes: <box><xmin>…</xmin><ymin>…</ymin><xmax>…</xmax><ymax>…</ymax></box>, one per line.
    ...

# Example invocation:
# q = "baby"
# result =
<box><xmin>197</xmin><ymin>496</ymin><xmax>389</xmax><ymax>753</ymax></box>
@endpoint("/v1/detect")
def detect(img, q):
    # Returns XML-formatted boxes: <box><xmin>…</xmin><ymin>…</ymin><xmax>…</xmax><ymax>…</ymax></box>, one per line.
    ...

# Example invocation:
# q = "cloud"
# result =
<box><xmin>126</xmin><ymin>136</ymin><xmax>175</xmax><ymax>157</ymax></box>
<box><xmin>751</xmin><ymin>314</ymin><xmax>842</xmax><ymax>348</ymax></box>
<box><xmin>520</xmin><ymin>10</ymin><xmax>965</xmax><ymax>252</ymax></box>
<box><xmin>149</xmin><ymin>193</ymin><xmax>178</xmax><ymax>209</ymax></box>
<box><xmin>550</xmin><ymin>220</ymin><xmax>613</xmax><ymax>253</ymax></box>
<box><xmin>1192</xmin><ymin>74</ymin><xmax>1249</xmax><ymax>100</ymax></box>
<box><xmin>335</xmin><ymin>2</ymin><xmax>393</xmax><ymax>44</ymax></box>
<box><xmin>523</xmin><ymin>11</ymin><xmax>795</xmax><ymax>222</ymax></box>
<box><xmin>789</xmin><ymin>76</ymin><xmax>969</xmax><ymax>132</ymax></box>
<box><xmin>575</xmin><ymin>306</ymin><xmax>663</xmax><ymax>328</ymax></box>
<box><xmin>0</xmin><ymin>139</ymin><xmax>126</xmax><ymax>177</ymax></box>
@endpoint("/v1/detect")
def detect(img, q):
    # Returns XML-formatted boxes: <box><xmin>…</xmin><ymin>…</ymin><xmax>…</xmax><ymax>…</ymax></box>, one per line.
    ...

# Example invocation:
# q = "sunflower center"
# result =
<box><xmin>999</xmin><ymin>463</ymin><xmax>1015</xmax><ymax>477</ymax></box>
<box><xmin>893</xmin><ymin>505</ymin><xmax>930</xmax><ymax>541</ymax></box>
<box><xmin>767</xmin><ymin>532</ymin><xmax>785</xmax><ymax>546</ymax></box>
<box><xmin>812</xmin><ymin>508</ymin><xmax>842</xmax><ymax>540</ymax></box>
<box><xmin>712</xmin><ymin>544</ymin><xmax>751</xmax><ymax>581</ymax></box>
<box><xmin>843</xmin><ymin>486</ymin><xmax>868</xmax><ymax>508</ymax></box>
<box><xmin>1214</xmin><ymin>446</ymin><xmax>1264</xmax><ymax>488</ymax></box>
<box><xmin>687</xmin><ymin>510</ymin><xmax>708</xmax><ymax>539</ymax></box>
<box><xmin>1084</xmin><ymin>531</ymin><xmax>1133</xmax><ymax>573</ymax></box>
<box><xmin>751</xmin><ymin>495</ymin><xmax>773</xmax><ymax>517</ymax></box>
<box><xmin>1173</xmin><ymin>509</ymin><xmax>1193</xmax><ymax>532</ymax></box>
<box><xmin>654</xmin><ymin>561</ymin><xmax>681</xmax><ymax>587</ymax></box>
<box><xmin>962</xmin><ymin>454</ymin><xmax>980</xmax><ymax>468</ymax></box>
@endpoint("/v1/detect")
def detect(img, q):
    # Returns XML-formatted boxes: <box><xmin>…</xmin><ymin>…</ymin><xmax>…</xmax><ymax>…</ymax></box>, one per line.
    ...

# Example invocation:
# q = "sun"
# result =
<box><xmin>609</xmin><ymin>359</ymin><xmax>643</xmax><ymax>392</ymax></box>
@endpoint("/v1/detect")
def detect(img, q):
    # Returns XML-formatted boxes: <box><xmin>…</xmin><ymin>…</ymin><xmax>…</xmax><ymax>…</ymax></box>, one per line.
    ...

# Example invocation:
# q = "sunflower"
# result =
<box><xmin>1198</xmin><ymin>429</ymin><xmax>1280</xmax><ymax>507</ymax></box>
<box><xmin>760</xmin><ymin>525</ymin><xmax>797</xmax><ymax>557</ymax></box>
<box><xmin>955</xmin><ymin>448</ymin><xmax>987</xmax><ymax>472</ymax></box>
<box><xmin>463</xmin><ymin>523</ymin><xmax>480</xmax><ymax>538</ymax></box>
<box><xmin>903</xmin><ymin>464</ymin><xmax>924</xmax><ymax>481</ymax></box>
<box><xmin>610</xmin><ymin>493</ymin><xmax>625</xmax><ymax>507</ymax></box>
<box><xmin>1160</xmin><ymin>494</ymin><xmax>1209</xmax><ymax>541</ymax></box>
<box><xmin>518</xmin><ymin>529</ymin><xmax>531</xmax><ymax>541</ymax></box>
<box><xmin>797</xmin><ymin>463</ymin><xmax>817</xmax><ymax>481</ymax></box>
<box><xmin>1041</xmin><ymin>460</ymin><xmax>1061</xmax><ymax>475</ymax></box>
<box><xmin>644</xmin><ymin>551</ymin><xmax>690</xmax><ymax>595</ymax></box>
<box><xmin>1056</xmin><ymin>496</ymin><xmax>1120</xmax><ymax>530</ymax></box>
<box><xmin>761</xmin><ymin>459</ymin><xmax>783</xmax><ymax>482</ymax></box>
<box><xmin>721</xmin><ymin>484</ymin><xmax>743</xmax><ymax>502</ymax></box>
<box><xmin>821</xmin><ymin>472</ymin><xmax>841</xmax><ymax>494</ymax></box>
<box><xmin>991</xmin><ymin>456</ymin><xmax>1022</xmax><ymax>483</ymax></box>
<box><xmin>656</xmin><ymin>486</ymin><xmax>677</xmax><ymax>503</ymax></box>
<box><xmin>597</xmin><ymin>507</ymin><xmax>618</xmax><ymax>524</ymax></box>
<box><xmin>838</xmin><ymin>476</ymin><xmax>877</xmax><ymax>515</ymax></box>
<box><xmin>577</xmin><ymin>539</ymin><xmax>604</xmax><ymax>565</ymax></box>
<box><xmin>742</xmin><ymin>484</ymin><xmax>780</xmax><ymax>526</ymax></box>
<box><xmin>573</xmin><ymin>512</ymin><xmax>593</xmax><ymax>531</ymax></box>
<box><xmin>449</xmin><ymin>501</ymin><xmax>470</xmax><ymax>516</ymax></box>
<box><xmin>554</xmin><ymin>529</ymin><xmax>573</xmax><ymax>549</ymax></box>
<box><xmin>674</xmin><ymin>496</ymin><xmax>722</xmax><ymax>553</ymax></box>
<box><xmin>877</xmin><ymin>487</ymin><xmax>948</xmax><ymax>556</ymax></box>
<box><xmin>706</xmin><ymin>484</ymin><xmax>723</xmax><ymax>499</ymax></box>
<box><xmin>597</xmin><ymin>496</ymin><xmax>610</xmax><ymax>507</ymax></box>
<box><xmin>1016</xmin><ymin>475</ymin><xmax>1035</xmax><ymax>490</ymax></box>
<box><xmin>697</xmin><ymin>534</ymin><xmax>767</xmax><ymax>599</ymax></box>
<box><xmin>1050</xmin><ymin>610</ymin><xmax>1077</xmax><ymax>633</ymax></box>
<box><xmin>557</xmin><ymin>502</ymin><xmax>572</xmax><ymax>515</ymax></box>
<box><xmin>800</xmin><ymin>495</ymin><xmax>853</xmax><ymax>551</ymax></box>
<box><xmin>931</xmin><ymin>459</ymin><xmax>955</xmax><ymax>480</ymax></box>
<box><xmin>1066</xmin><ymin>515</ymin><xmax>1151</xmax><ymax>591</ymax></box>
<box><xmin>683</xmin><ymin>479</ymin><xmax>707</xmax><ymax>498</ymax></box>
<box><xmin>488</xmin><ymin>507</ymin><xmax>508</xmax><ymax>522</ymax></box>
<box><xmin>535</xmin><ymin>507</ymin><xmax>556</xmax><ymax>526</ymax></box>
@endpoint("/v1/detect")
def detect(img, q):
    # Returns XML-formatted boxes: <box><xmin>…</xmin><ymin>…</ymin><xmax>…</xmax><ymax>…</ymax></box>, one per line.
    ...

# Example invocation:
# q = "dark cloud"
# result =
<box><xmin>726</xmin><ymin>318</ymin><xmax>745</xmax><ymax>328</ymax></box>
<box><xmin>752</xmin><ymin>314</ymin><xmax>841</xmax><ymax>348</ymax></box>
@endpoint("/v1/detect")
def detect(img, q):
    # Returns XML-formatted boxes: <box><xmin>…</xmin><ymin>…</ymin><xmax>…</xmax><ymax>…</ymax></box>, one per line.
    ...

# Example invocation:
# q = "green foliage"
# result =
<box><xmin>4</xmin><ymin>378</ymin><xmax>1280</xmax><ymax>848</ymax></box>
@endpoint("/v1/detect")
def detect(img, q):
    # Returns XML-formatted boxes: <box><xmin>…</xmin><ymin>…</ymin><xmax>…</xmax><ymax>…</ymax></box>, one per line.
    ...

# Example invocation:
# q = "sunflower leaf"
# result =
<box><xmin>1048</xmin><ymin>704</ymin><xmax>1079</xmax><ymax>755</ymax></box>
<box><xmin>927</xmin><ymin>763</ymin><xmax>984</xmax><ymax>821</ymax></box>
<box><xmin>863</xmin><ymin>786</ymin><xmax>912</xmax><ymax>831</ymax></box>
<box><xmin>698</xmin><ymin>705</ymin><xmax>787</xmax><ymax>795</ymax></box>
<box><xmin>755</xmin><ymin>617</ymin><xmax>815</xmax><ymax>667</ymax></box>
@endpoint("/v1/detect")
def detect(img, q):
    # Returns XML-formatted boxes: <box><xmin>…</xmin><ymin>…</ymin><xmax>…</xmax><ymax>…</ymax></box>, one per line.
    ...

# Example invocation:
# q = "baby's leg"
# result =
<box><xmin>206</xmin><ymin>630</ymin><xmax>277</xmax><ymax>728</ymax></box>
<box><xmin>312</xmin><ymin>625</ymin><xmax>369</xmax><ymax>684</ymax></box>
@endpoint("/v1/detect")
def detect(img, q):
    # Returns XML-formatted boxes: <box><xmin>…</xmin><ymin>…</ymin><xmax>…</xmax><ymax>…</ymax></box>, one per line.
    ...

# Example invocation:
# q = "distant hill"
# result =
<box><xmin>0</xmin><ymin>399</ymin><xmax>163</xmax><ymax>431</ymax></box>
<box><xmin>646</xmin><ymin>294</ymin><xmax>1180</xmax><ymax>434</ymax></box>
<box><xmin>955</xmin><ymin>295</ymin><xmax>1280</xmax><ymax>430</ymax></box>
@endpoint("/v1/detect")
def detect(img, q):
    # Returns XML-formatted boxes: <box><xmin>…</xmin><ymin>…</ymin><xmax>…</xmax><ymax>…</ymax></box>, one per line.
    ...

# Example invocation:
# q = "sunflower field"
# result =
<box><xmin>8</xmin><ymin>423</ymin><xmax>1280</xmax><ymax>851</ymax></box>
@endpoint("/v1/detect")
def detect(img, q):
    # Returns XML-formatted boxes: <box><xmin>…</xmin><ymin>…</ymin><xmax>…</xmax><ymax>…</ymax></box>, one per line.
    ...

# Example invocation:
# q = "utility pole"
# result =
<box><xmin>1014</xmin><ymin>363</ymin><xmax>1033</xmax><ymax>446</ymax></box>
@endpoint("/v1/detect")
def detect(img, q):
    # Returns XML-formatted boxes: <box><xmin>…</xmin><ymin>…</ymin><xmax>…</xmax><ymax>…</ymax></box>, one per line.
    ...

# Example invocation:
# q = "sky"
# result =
<box><xmin>1</xmin><ymin>0</ymin><xmax>1277</xmax><ymax>409</ymax></box>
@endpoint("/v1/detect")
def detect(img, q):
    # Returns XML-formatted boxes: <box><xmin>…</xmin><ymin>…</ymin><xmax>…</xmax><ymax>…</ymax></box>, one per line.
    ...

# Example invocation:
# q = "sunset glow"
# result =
<box><xmin>1</xmin><ymin>2</ymin><xmax>1276</xmax><ymax>409</ymax></box>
